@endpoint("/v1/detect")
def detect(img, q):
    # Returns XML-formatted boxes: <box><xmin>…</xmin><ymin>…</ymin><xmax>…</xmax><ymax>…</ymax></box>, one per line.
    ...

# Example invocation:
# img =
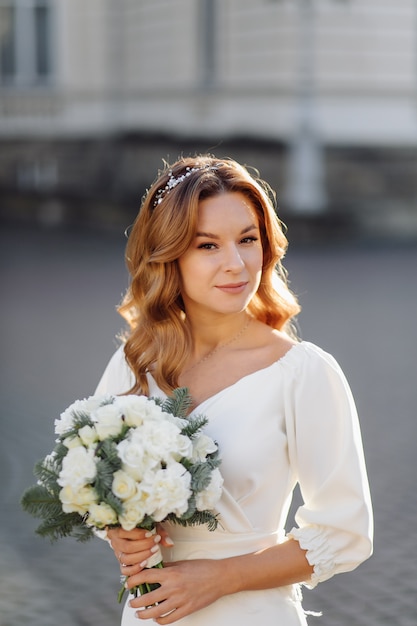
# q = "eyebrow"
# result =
<box><xmin>195</xmin><ymin>224</ymin><xmax>258</xmax><ymax>239</ymax></box>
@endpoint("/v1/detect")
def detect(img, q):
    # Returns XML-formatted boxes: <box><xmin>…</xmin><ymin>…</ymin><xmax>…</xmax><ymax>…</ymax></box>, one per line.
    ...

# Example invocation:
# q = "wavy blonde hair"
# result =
<box><xmin>118</xmin><ymin>155</ymin><xmax>300</xmax><ymax>395</ymax></box>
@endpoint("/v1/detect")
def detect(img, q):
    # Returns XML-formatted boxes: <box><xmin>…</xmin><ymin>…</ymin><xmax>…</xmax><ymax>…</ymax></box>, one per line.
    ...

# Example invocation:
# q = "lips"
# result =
<box><xmin>216</xmin><ymin>282</ymin><xmax>248</xmax><ymax>294</ymax></box>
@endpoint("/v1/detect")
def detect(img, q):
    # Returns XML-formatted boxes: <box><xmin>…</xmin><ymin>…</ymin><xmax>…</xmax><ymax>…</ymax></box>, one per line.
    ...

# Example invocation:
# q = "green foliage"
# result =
<box><xmin>206</xmin><ymin>449</ymin><xmax>221</xmax><ymax>469</ymax></box>
<box><xmin>69</xmin><ymin>524</ymin><xmax>95</xmax><ymax>543</ymax></box>
<box><xmin>21</xmin><ymin>484</ymin><xmax>62</xmax><ymax>518</ymax></box>
<box><xmin>160</xmin><ymin>387</ymin><xmax>193</xmax><ymax>418</ymax></box>
<box><xmin>59</xmin><ymin>410</ymin><xmax>94</xmax><ymax>441</ymax></box>
<box><xmin>103</xmin><ymin>492</ymin><xmax>124</xmax><ymax>517</ymax></box>
<box><xmin>20</xmin><ymin>485</ymin><xmax>88</xmax><ymax>542</ymax></box>
<box><xmin>133</xmin><ymin>515</ymin><xmax>155</xmax><ymax>532</ymax></box>
<box><xmin>34</xmin><ymin>511</ymin><xmax>89</xmax><ymax>542</ymax></box>
<box><xmin>53</xmin><ymin>441</ymin><xmax>69</xmax><ymax>465</ymax></box>
<box><xmin>168</xmin><ymin>509</ymin><xmax>219</xmax><ymax>532</ymax></box>
<box><xmin>33</xmin><ymin>460</ymin><xmax>60</xmax><ymax>495</ymax></box>
<box><xmin>95</xmin><ymin>438</ymin><xmax>122</xmax><ymax>468</ymax></box>
<box><xmin>180</xmin><ymin>414</ymin><xmax>208</xmax><ymax>439</ymax></box>
<box><xmin>189</xmin><ymin>462</ymin><xmax>213</xmax><ymax>493</ymax></box>
<box><xmin>94</xmin><ymin>457</ymin><xmax>118</xmax><ymax>496</ymax></box>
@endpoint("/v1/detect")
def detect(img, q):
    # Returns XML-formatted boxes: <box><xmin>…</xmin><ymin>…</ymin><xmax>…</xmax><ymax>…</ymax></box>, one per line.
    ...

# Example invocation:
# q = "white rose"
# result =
<box><xmin>63</xmin><ymin>435</ymin><xmax>83</xmax><ymax>449</ymax></box>
<box><xmin>162</xmin><ymin>413</ymin><xmax>188</xmax><ymax>430</ymax></box>
<box><xmin>112</xmin><ymin>469</ymin><xmax>137</xmax><ymax>501</ymax></box>
<box><xmin>139</xmin><ymin>419</ymin><xmax>188</xmax><ymax>464</ymax></box>
<box><xmin>117</xmin><ymin>429</ymin><xmax>160</xmax><ymax>481</ymax></box>
<box><xmin>86</xmin><ymin>502</ymin><xmax>118</xmax><ymax>528</ymax></box>
<box><xmin>118</xmin><ymin>489</ymin><xmax>150</xmax><ymax>530</ymax></box>
<box><xmin>92</xmin><ymin>404</ymin><xmax>124</xmax><ymax>440</ymax></box>
<box><xmin>83</xmin><ymin>395</ymin><xmax>113</xmax><ymax>412</ymax></box>
<box><xmin>114</xmin><ymin>395</ymin><xmax>164</xmax><ymax>427</ymax></box>
<box><xmin>146</xmin><ymin>463</ymin><xmax>192</xmax><ymax>521</ymax></box>
<box><xmin>78</xmin><ymin>425</ymin><xmax>98</xmax><ymax>446</ymax></box>
<box><xmin>195</xmin><ymin>468</ymin><xmax>223</xmax><ymax>511</ymax></box>
<box><xmin>54</xmin><ymin>395</ymin><xmax>111</xmax><ymax>436</ymax></box>
<box><xmin>57</xmin><ymin>446</ymin><xmax>97</xmax><ymax>488</ymax></box>
<box><xmin>173</xmin><ymin>434</ymin><xmax>194</xmax><ymax>461</ymax></box>
<box><xmin>54</xmin><ymin>408</ymin><xmax>76</xmax><ymax>436</ymax></box>
<box><xmin>59</xmin><ymin>484</ymin><xmax>98</xmax><ymax>514</ymax></box>
<box><xmin>191</xmin><ymin>434</ymin><xmax>218</xmax><ymax>462</ymax></box>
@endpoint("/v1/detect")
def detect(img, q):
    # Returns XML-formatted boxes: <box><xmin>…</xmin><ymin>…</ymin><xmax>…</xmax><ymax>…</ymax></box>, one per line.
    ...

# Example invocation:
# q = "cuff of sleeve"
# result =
<box><xmin>287</xmin><ymin>525</ymin><xmax>336</xmax><ymax>589</ymax></box>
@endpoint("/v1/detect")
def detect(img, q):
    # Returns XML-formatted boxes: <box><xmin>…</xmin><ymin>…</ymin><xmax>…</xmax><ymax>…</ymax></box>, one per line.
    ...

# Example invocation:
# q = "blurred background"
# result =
<box><xmin>1</xmin><ymin>1</ymin><xmax>417</xmax><ymax>625</ymax></box>
<box><xmin>1</xmin><ymin>0</ymin><xmax>417</xmax><ymax>238</ymax></box>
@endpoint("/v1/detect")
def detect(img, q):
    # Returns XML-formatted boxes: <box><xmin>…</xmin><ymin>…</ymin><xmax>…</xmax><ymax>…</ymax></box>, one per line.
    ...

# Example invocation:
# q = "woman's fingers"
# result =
<box><xmin>107</xmin><ymin>527</ymin><xmax>149</xmax><ymax>542</ymax></box>
<box><xmin>106</xmin><ymin>527</ymin><xmax>162</xmax><ymax>567</ymax></box>
<box><xmin>126</xmin><ymin>559</ymin><xmax>223</xmax><ymax>624</ymax></box>
<box><xmin>120</xmin><ymin>561</ymin><xmax>145</xmax><ymax>576</ymax></box>
<box><xmin>156</xmin><ymin>524</ymin><xmax>175</xmax><ymax>548</ymax></box>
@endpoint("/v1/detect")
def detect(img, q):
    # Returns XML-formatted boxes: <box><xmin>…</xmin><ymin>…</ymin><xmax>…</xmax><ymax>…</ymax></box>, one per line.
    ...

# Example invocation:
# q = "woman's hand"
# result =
<box><xmin>106</xmin><ymin>525</ymin><xmax>173</xmax><ymax>577</ymax></box>
<box><xmin>126</xmin><ymin>558</ymin><xmax>226</xmax><ymax>624</ymax></box>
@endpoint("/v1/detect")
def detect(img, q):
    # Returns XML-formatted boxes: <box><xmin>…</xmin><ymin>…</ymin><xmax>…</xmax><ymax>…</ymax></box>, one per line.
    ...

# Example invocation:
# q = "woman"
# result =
<box><xmin>95</xmin><ymin>155</ymin><xmax>373</xmax><ymax>625</ymax></box>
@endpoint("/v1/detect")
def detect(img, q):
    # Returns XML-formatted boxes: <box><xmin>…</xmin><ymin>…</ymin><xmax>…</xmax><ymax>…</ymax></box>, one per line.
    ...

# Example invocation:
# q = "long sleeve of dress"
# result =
<box><xmin>94</xmin><ymin>345</ymin><xmax>134</xmax><ymax>395</ymax></box>
<box><xmin>285</xmin><ymin>344</ymin><xmax>373</xmax><ymax>588</ymax></box>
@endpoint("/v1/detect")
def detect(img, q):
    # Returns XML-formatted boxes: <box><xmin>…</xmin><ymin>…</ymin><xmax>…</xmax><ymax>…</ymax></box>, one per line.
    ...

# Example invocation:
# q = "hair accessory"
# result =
<box><xmin>153</xmin><ymin>164</ymin><xmax>219</xmax><ymax>206</ymax></box>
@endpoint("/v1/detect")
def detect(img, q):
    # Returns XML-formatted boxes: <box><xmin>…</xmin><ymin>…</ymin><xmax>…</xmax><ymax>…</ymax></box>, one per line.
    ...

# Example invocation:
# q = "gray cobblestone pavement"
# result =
<box><xmin>1</xmin><ymin>224</ymin><xmax>416</xmax><ymax>626</ymax></box>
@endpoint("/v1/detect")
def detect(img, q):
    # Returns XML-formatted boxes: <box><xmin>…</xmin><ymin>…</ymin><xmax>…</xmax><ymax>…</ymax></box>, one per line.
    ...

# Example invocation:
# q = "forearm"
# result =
<box><xmin>126</xmin><ymin>538</ymin><xmax>314</xmax><ymax>623</ymax></box>
<box><xmin>218</xmin><ymin>538</ymin><xmax>314</xmax><ymax>595</ymax></box>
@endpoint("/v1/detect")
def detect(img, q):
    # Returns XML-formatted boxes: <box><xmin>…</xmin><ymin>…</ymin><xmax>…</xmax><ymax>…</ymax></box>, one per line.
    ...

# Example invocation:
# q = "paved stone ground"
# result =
<box><xmin>1</xmin><ymin>224</ymin><xmax>416</xmax><ymax>626</ymax></box>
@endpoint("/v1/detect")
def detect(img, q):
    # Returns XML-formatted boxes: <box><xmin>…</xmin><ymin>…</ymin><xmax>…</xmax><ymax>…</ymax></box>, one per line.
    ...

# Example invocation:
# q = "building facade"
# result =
<box><xmin>1</xmin><ymin>0</ymin><xmax>417</xmax><ymax>233</ymax></box>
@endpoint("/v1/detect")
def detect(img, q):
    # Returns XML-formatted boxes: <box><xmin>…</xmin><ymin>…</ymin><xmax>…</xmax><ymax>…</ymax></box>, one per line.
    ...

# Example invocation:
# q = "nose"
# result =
<box><xmin>224</xmin><ymin>244</ymin><xmax>245</xmax><ymax>271</ymax></box>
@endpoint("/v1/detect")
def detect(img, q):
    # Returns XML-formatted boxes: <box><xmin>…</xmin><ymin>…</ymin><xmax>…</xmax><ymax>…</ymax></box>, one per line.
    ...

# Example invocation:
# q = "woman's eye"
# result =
<box><xmin>198</xmin><ymin>243</ymin><xmax>217</xmax><ymax>250</ymax></box>
<box><xmin>241</xmin><ymin>236</ymin><xmax>258</xmax><ymax>244</ymax></box>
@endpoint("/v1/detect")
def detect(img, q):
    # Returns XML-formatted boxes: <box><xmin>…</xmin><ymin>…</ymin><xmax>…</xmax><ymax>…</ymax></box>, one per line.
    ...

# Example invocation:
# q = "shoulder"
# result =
<box><xmin>277</xmin><ymin>341</ymin><xmax>355</xmax><ymax>407</ymax></box>
<box><xmin>95</xmin><ymin>344</ymin><xmax>135</xmax><ymax>395</ymax></box>
<box><xmin>249</xmin><ymin>320</ymin><xmax>297</xmax><ymax>363</ymax></box>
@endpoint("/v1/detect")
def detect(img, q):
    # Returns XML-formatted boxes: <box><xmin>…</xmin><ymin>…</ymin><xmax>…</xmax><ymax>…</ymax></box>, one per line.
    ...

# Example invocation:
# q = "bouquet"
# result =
<box><xmin>21</xmin><ymin>388</ymin><xmax>223</xmax><ymax>603</ymax></box>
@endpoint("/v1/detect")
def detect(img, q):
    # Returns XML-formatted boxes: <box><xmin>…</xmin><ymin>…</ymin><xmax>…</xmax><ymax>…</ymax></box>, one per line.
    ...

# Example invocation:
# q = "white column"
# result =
<box><xmin>285</xmin><ymin>0</ymin><xmax>327</xmax><ymax>215</ymax></box>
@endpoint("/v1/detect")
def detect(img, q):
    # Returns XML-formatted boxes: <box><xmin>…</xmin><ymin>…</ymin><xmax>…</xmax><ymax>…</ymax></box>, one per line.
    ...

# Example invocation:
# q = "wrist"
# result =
<box><xmin>216</xmin><ymin>556</ymin><xmax>245</xmax><ymax>596</ymax></box>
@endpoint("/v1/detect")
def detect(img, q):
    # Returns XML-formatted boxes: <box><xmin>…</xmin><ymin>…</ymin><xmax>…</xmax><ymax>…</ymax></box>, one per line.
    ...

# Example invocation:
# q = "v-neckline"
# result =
<box><xmin>148</xmin><ymin>341</ymin><xmax>304</xmax><ymax>414</ymax></box>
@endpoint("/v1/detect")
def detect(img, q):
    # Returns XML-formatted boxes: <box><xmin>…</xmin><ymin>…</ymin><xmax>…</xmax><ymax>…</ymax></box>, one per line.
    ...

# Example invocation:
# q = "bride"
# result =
<box><xmin>95</xmin><ymin>155</ymin><xmax>373</xmax><ymax>625</ymax></box>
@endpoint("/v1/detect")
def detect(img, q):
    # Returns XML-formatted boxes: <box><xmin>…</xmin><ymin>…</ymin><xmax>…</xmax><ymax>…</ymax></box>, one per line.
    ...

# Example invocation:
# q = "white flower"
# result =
<box><xmin>117</xmin><ymin>430</ymin><xmax>157</xmax><ymax>481</ymax></box>
<box><xmin>59</xmin><ymin>484</ymin><xmax>98</xmax><ymax>514</ymax></box>
<box><xmin>118</xmin><ymin>488</ymin><xmax>150</xmax><ymax>530</ymax></box>
<box><xmin>195</xmin><ymin>468</ymin><xmax>223</xmax><ymax>511</ymax></box>
<box><xmin>191</xmin><ymin>434</ymin><xmax>218</xmax><ymax>462</ymax></box>
<box><xmin>57</xmin><ymin>446</ymin><xmax>97</xmax><ymax>488</ymax></box>
<box><xmin>174</xmin><ymin>433</ymin><xmax>194</xmax><ymax>461</ymax></box>
<box><xmin>54</xmin><ymin>395</ymin><xmax>107</xmax><ymax>436</ymax></box>
<box><xmin>140</xmin><ymin>419</ymin><xmax>192</xmax><ymax>464</ymax></box>
<box><xmin>146</xmin><ymin>463</ymin><xmax>192</xmax><ymax>521</ymax></box>
<box><xmin>86</xmin><ymin>502</ymin><xmax>118</xmax><ymax>528</ymax></box>
<box><xmin>63</xmin><ymin>435</ymin><xmax>83</xmax><ymax>449</ymax></box>
<box><xmin>78</xmin><ymin>424</ymin><xmax>98</xmax><ymax>446</ymax></box>
<box><xmin>92</xmin><ymin>404</ymin><xmax>124</xmax><ymax>440</ymax></box>
<box><xmin>54</xmin><ymin>409</ymin><xmax>75</xmax><ymax>436</ymax></box>
<box><xmin>112</xmin><ymin>469</ymin><xmax>137</xmax><ymax>501</ymax></box>
<box><xmin>163</xmin><ymin>413</ymin><xmax>188</xmax><ymax>430</ymax></box>
<box><xmin>114</xmin><ymin>395</ymin><xmax>164</xmax><ymax>427</ymax></box>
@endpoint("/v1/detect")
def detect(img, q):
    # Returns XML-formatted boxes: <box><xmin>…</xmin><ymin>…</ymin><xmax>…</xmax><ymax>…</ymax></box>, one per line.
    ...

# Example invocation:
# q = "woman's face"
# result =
<box><xmin>178</xmin><ymin>192</ymin><xmax>263</xmax><ymax>318</ymax></box>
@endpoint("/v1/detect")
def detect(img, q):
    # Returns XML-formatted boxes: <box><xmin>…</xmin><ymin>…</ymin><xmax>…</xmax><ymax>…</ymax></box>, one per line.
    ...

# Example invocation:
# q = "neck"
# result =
<box><xmin>185</xmin><ymin>312</ymin><xmax>252</xmax><ymax>373</ymax></box>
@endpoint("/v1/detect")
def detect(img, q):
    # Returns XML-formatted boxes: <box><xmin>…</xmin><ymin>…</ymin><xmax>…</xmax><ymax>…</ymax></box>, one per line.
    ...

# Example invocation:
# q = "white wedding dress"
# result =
<box><xmin>95</xmin><ymin>341</ymin><xmax>373</xmax><ymax>625</ymax></box>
